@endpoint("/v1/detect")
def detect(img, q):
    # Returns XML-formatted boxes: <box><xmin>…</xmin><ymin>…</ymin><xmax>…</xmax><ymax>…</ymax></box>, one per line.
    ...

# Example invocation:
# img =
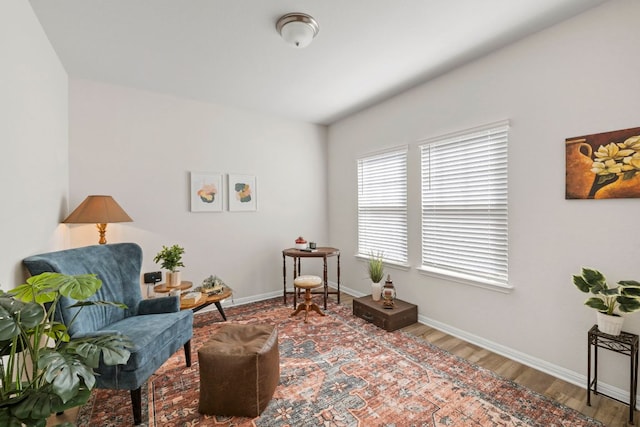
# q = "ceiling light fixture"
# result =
<box><xmin>276</xmin><ymin>13</ymin><xmax>319</xmax><ymax>48</ymax></box>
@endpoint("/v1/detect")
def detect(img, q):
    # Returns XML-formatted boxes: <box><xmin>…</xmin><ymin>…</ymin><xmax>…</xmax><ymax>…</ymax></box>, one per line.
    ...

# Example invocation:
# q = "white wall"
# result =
<box><xmin>69</xmin><ymin>80</ymin><xmax>328</xmax><ymax>301</ymax></box>
<box><xmin>328</xmin><ymin>0</ymin><xmax>640</xmax><ymax>396</ymax></box>
<box><xmin>0</xmin><ymin>1</ymin><xmax>68</xmax><ymax>290</ymax></box>
<box><xmin>7</xmin><ymin>0</ymin><xmax>636</xmax><ymax>403</ymax></box>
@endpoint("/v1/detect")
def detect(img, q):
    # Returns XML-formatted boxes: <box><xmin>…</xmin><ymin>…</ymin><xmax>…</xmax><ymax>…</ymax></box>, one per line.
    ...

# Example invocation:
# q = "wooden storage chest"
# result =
<box><xmin>352</xmin><ymin>296</ymin><xmax>417</xmax><ymax>332</ymax></box>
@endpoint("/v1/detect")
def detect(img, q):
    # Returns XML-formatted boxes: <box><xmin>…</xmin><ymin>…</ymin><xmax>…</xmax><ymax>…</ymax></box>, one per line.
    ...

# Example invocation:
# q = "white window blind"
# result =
<box><xmin>420</xmin><ymin>121</ymin><xmax>509</xmax><ymax>287</ymax></box>
<box><xmin>357</xmin><ymin>148</ymin><xmax>408</xmax><ymax>264</ymax></box>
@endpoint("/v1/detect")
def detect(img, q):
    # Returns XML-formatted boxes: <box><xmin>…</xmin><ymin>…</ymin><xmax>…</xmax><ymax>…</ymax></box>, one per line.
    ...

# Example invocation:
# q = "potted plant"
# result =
<box><xmin>367</xmin><ymin>251</ymin><xmax>385</xmax><ymax>302</ymax></box>
<box><xmin>573</xmin><ymin>267</ymin><xmax>640</xmax><ymax>335</ymax></box>
<box><xmin>0</xmin><ymin>272</ymin><xmax>132</xmax><ymax>427</ymax></box>
<box><xmin>154</xmin><ymin>244</ymin><xmax>185</xmax><ymax>287</ymax></box>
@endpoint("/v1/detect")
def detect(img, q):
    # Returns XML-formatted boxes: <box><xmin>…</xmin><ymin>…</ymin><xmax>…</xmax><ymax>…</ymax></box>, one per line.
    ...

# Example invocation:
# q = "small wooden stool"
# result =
<box><xmin>291</xmin><ymin>275</ymin><xmax>325</xmax><ymax>322</ymax></box>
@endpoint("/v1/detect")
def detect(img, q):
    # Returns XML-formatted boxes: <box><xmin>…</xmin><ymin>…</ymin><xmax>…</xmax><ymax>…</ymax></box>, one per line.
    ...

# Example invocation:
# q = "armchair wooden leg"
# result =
<box><xmin>130</xmin><ymin>387</ymin><xmax>142</xmax><ymax>425</ymax></box>
<box><xmin>184</xmin><ymin>340</ymin><xmax>192</xmax><ymax>367</ymax></box>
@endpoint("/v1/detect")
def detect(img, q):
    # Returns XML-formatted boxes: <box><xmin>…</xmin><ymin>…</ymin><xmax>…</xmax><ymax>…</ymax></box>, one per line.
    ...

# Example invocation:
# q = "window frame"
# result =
<box><xmin>418</xmin><ymin>120</ymin><xmax>511</xmax><ymax>291</ymax></box>
<box><xmin>356</xmin><ymin>146</ymin><xmax>409</xmax><ymax>266</ymax></box>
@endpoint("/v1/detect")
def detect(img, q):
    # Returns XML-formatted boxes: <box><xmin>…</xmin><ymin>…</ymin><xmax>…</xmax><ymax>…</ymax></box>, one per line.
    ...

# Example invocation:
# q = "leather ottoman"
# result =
<box><xmin>198</xmin><ymin>323</ymin><xmax>279</xmax><ymax>417</ymax></box>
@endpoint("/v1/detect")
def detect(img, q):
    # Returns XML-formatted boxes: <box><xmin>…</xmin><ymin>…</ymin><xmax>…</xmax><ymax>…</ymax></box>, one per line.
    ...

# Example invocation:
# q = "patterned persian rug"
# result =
<box><xmin>77</xmin><ymin>298</ymin><xmax>602</xmax><ymax>426</ymax></box>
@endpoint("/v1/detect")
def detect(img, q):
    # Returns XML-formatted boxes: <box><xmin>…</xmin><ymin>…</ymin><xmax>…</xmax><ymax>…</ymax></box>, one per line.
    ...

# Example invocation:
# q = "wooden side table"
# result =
<box><xmin>154</xmin><ymin>281</ymin><xmax>232</xmax><ymax>321</ymax></box>
<box><xmin>180</xmin><ymin>288</ymin><xmax>232</xmax><ymax>321</ymax></box>
<box><xmin>587</xmin><ymin>324</ymin><xmax>639</xmax><ymax>425</ymax></box>
<box><xmin>282</xmin><ymin>247</ymin><xmax>340</xmax><ymax>310</ymax></box>
<box><xmin>153</xmin><ymin>281</ymin><xmax>193</xmax><ymax>293</ymax></box>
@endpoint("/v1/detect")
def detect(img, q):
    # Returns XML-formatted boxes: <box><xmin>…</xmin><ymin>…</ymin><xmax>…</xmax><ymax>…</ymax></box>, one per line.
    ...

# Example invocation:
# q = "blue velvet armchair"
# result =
<box><xmin>23</xmin><ymin>243</ymin><xmax>193</xmax><ymax>425</ymax></box>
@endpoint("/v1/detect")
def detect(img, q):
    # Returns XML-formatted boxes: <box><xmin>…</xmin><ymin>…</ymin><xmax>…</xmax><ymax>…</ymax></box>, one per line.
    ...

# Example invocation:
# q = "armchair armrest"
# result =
<box><xmin>138</xmin><ymin>296</ymin><xmax>180</xmax><ymax>315</ymax></box>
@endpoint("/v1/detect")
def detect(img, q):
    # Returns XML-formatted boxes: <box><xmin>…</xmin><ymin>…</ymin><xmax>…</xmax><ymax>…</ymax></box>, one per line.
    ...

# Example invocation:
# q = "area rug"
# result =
<box><xmin>77</xmin><ymin>298</ymin><xmax>602</xmax><ymax>426</ymax></box>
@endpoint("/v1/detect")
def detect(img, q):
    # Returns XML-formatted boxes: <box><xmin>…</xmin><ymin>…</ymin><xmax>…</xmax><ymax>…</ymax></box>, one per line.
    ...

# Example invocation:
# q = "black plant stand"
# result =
<box><xmin>587</xmin><ymin>324</ymin><xmax>639</xmax><ymax>425</ymax></box>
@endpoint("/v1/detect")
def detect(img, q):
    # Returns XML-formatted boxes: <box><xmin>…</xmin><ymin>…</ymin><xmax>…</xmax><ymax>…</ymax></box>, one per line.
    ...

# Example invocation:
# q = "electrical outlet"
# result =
<box><xmin>143</xmin><ymin>271</ymin><xmax>162</xmax><ymax>284</ymax></box>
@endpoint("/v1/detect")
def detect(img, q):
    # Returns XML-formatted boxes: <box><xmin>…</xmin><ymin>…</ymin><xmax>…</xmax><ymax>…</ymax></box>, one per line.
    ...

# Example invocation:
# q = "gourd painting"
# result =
<box><xmin>566</xmin><ymin>126</ymin><xmax>640</xmax><ymax>199</ymax></box>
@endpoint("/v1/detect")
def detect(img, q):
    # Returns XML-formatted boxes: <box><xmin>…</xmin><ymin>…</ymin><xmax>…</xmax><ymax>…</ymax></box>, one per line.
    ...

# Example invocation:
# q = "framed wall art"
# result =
<box><xmin>228</xmin><ymin>174</ymin><xmax>257</xmax><ymax>211</ymax></box>
<box><xmin>566</xmin><ymin>126</ymin><xmax>640</xmax><ymax>199</ymax></box>
<box><xmin>190</xmin><ymin>172</ymin><xmax>223</xmax><ymax>212</ymax></box>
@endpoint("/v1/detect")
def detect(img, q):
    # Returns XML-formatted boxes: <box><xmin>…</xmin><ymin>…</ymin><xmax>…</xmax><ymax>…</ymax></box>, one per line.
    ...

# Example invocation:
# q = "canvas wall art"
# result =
<box><xmin>566</xmin><ymin>126</ymin><xmax>640</xmax><ymax>199</ymax></box>
<box><xmin>228</xmin><ymin>174</ymin><xmax>257</xmax><ymax>211</ymax></box>
<box><xmin>190</xmin><ymin>172</ymin><xmax>223</xmax><ymax>212</ymax></box>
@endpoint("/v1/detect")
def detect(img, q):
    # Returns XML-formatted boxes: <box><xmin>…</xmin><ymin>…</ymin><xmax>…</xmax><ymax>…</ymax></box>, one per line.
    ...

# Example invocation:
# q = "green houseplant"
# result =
<box><xmin>573</xmin><ymin>267</ymin><xmax>640</xmax><ymax>335</ymax></box>
<box><xmin>367</xmin><ymin>251</ymin><xmax>385</xmax><ymax>301</ymax></box>
<box><xmin>153</xmin><ymin>244</ymin><xmax>185</xmax><ymax>287</ymax></box>
<box><xmin>0</xmin><ymin>272</ymin><xmax>132</xmax><ymax>427</ymax></box>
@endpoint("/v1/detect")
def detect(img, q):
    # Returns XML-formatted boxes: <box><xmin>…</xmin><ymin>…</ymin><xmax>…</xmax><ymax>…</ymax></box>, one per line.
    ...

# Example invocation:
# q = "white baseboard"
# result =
<box><xmin>419</xmin><ymin>314</ymin><xmax>638</xmax><ymax>408</ymax></box>
<box><xmin>338</xmin><ymin>283</ymin><xmax>366</xmax><ymax>298</ymax></box>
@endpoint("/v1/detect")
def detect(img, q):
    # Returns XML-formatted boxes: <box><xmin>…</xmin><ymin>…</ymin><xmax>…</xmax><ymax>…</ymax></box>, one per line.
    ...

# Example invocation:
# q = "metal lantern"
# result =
<box><xmin>382</xmin><ymin>274</ymin><xmax>396</xmax><ymax>309</ymax></box>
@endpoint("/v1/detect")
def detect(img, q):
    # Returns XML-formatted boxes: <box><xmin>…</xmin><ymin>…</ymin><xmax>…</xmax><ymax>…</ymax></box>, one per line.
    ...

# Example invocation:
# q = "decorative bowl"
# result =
<box><xmin>295</xmin><ymin>243</ymin><xmax>307</xmax><ymax>250</ymax></box>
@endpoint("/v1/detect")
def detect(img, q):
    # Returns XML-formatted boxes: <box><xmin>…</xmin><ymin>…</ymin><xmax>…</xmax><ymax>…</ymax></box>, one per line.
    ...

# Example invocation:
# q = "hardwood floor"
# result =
<box><xmin>340</xmin><ymin>293</ymin><xmax>633</xmax><ymax>426</ymax></box>
<box><xmin>47</xmin><ymin>293</ymin><xmax>633</xmax><ymax>426</ymax></box>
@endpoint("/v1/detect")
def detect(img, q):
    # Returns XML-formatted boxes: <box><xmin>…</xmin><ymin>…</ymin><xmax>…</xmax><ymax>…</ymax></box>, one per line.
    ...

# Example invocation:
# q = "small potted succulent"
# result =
<box><xmin>154</xmin><ymin>244</ymin><xmax>185</xmax><ymax>287</ymax></box>
<box><xmin>367</xmin><ymin>251</ymin><xmax>385</xmax><ymax>302</ymax></box>
<box><xmin>573</xmin><ymin>267</ymin><xmax>640</xmax><ymax>335</ymax></box>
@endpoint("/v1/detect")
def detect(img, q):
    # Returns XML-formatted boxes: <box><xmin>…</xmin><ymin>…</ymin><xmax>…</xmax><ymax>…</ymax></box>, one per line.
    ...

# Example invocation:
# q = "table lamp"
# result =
<box><xmin>62</xmin><ymin>195</ymin><xmax>133</xmax><ymax>244</ymax></box>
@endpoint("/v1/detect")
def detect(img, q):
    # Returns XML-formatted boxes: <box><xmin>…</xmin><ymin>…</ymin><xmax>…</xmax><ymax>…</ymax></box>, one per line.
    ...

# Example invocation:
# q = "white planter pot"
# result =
<box><xmin>371</xmin><ymin>281</ymin><xmax>382</xmax><ymax>301</ymax></box>
<box><xmin>596</xmin><ymin>311</ymin><xmax>624</xmax><ymax>336</ymax></box>
<box><xmin>168</xmin><ymin>270</ymin><xmax>181</xmax><ymax>287</ymax></box>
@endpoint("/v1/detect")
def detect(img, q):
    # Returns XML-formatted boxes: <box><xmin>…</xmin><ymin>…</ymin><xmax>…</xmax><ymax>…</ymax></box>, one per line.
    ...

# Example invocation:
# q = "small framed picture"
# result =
<box><xmin>190</xmin><ymin>172</ymin><xmax>223</xmax><ymax>212</ymax></box>
<box><xmin>228</xmin><ymin>174</ymin><xmax>257</xmax><ymax>211</ymax></box>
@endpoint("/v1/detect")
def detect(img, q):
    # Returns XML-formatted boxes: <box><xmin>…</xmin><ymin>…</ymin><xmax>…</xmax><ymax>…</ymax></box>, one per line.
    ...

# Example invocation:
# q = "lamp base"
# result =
<box><xmin>97</xmin><ymin>223</ymin><xmax>107</xmax><ymax>244</ymax></box>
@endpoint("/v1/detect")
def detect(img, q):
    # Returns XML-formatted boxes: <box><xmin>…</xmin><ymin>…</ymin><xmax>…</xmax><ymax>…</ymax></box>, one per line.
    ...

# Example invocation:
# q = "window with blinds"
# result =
<box><xmin>357</xmin><ymin>148</ymin><xmax>408</xmax><ymax>264</ymax></box>
<box><xmin>420</xmin><ymin>121</ymin><xmax>509</xmax><ymax>288</ymax></box>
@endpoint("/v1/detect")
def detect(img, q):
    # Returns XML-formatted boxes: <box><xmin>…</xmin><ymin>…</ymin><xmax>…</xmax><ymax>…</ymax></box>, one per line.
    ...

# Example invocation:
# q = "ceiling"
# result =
<box><xmin>29</xmin><ymin>0</ymin><xmax>607</xmax><ymax>125</ymax></box>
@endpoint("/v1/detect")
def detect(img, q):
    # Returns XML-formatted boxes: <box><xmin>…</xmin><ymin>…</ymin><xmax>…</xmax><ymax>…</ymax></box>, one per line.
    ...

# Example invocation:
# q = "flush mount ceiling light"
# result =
<box><xmin>276</xmin><ymin>13</ymin><xmax>319</xmax><ymax>48</ymax></box>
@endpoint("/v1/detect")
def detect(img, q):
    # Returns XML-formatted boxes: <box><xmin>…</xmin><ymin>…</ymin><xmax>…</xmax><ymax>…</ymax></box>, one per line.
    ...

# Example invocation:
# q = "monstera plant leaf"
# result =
<box><xmin>38</xmin><ymin>349</ymin><xmax>95</xmax><ymax>403</ymax></box>
<box><xmin>6</xmin><ymin>385</ymin><xmax>90</xmax><ymax>427</ymax></box>
<box><xmin>0</xmin><ymin>338</ymin><xmax>25</xmax><ymax>358</ymax></box>
<box><xmin>11</xmin><ymin>272</ymin><xmax>102</xmax><ymax>304</ymax></box>
<box><xmin>11</xmin><ymin>272</ymin><xmax>68</xmax><ymax>304</ymax></box>
<box><xmin>67</xmin><ymin>334</ymin><xmax>133</xmax><ymax>369</ymax></box>
<box><xmin>58</xmin><ymin>274</ymin><xmax>102</xmax><ymax>300</ymax></box>
<box><xmin>0</xmin><ymin>405</ymin><xmax>40</xmax><ymax>427</ymax></box>
<box><xmin>10</xmin><ymin>387</ymin><xmax>58</xmax><ymax>424</ymax></box>
<box><xmin>0</xmin><ymin>296</ymin><xmax>44</xmax><ymax>340</ymax></box>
